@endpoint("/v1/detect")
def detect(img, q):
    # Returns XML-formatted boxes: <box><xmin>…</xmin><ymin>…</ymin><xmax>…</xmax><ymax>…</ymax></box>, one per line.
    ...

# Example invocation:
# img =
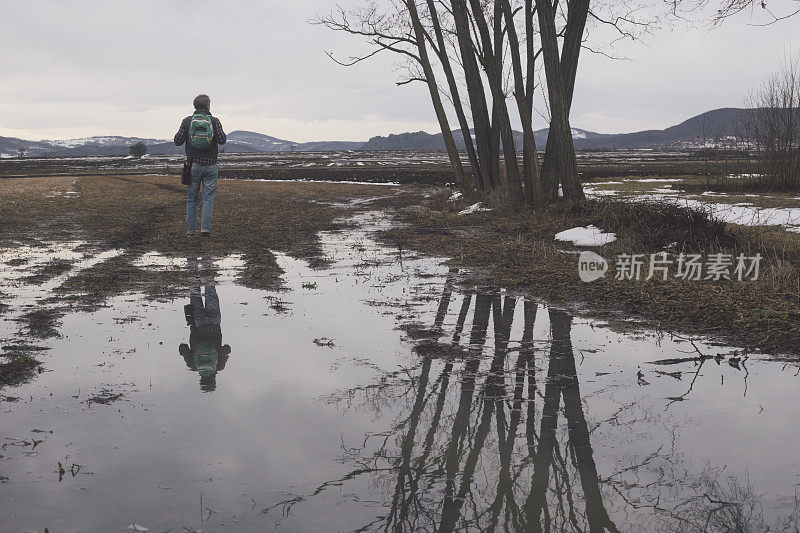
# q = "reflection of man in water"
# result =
<box><xmin>179</xmin><ymin>285</ymin><xmax>231</xmax><ymax>392</ymax></box>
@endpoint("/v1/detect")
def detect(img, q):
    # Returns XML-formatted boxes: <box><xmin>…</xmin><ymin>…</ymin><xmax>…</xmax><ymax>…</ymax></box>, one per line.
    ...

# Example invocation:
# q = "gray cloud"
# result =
<box><xmin>0</xmin><ymin>0</ymin><xmax>795</xmax><ymax>141</ymax></box>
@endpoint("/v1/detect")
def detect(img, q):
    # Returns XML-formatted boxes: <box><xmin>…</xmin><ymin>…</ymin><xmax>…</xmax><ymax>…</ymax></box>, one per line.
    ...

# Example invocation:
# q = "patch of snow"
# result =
<box><xmin>633</xmin><ymin>193</ymin><xmax>800</xmax><ymax>230</ymax></box>
<box><xmin>627</xmin><ymin>178</ymin><xmax>684</xmax><ymax>183</ymax></box>
<box><xmin>458</xmin><ymin>202</ymin><xmax>491</xmax><ymax>215</ymax></box>
<box><xmin>449</xmin><ymin>191</ymin><xmax>463</xmax><ymax>201</ymax></box>
<box><xmin>223</xmin><ymin>178</ymin><xmax>400</xmax><ymax>186</ymax></box>
<box><xmin>555</xmin><ymin>225</ymin><xmax>617</xmax><ymax>247</ymax></box>
<box><xmin>585</xmin><ymin>189</ymin><xmax>619</xmax><ymax>198</ymax></box>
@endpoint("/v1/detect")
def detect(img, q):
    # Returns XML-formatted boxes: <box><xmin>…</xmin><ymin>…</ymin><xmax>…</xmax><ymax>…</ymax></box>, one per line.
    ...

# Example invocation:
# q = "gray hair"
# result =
<box><xmin>193</xmin><ymin>94</ymin><xmax>211</xmax><ymax>111</ymax></box>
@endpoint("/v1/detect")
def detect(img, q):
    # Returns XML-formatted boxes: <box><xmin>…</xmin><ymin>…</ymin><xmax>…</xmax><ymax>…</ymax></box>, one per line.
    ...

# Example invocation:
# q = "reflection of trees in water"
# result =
<box><xmin>267</xmin><ymin>278</ymin><xmax>774</xmax><ymax>531</ymax></box>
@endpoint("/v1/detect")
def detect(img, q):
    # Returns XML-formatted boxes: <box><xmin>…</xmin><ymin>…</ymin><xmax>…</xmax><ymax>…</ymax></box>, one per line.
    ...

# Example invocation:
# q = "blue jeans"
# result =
<box><xmin>186</xmin><ymin>163</ymin><xmax>218</xmax><ymax>233</ymax></box>
<box><xmin>190</xmin><ymin>285</ymin><xmax>221</xmax><ymax>327</ymax></box>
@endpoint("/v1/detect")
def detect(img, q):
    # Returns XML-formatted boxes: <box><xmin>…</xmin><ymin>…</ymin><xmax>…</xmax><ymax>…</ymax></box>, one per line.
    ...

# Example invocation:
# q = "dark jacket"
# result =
<box><xmin>174</xmin><ymin>109</ymin><xmax>227</xmax><ymax>163</ymax></box>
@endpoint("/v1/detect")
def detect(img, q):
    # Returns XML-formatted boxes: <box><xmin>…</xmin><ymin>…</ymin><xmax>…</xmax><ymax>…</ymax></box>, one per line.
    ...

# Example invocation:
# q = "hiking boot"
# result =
<box><xmin>200</xmin><ymin>231</ymin><xmax>212</xmax><ymax>238</ymax></box>
<box><xmin>186</xmin><ymin>231</ymin><xmax>195</xmax><ymax>237</ymax></box>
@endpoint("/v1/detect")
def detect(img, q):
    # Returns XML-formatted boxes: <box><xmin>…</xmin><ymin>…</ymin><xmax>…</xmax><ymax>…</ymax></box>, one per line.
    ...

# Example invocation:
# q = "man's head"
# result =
<box><xmin>193</xmin><ymin>94</ymin><xmax>211</xmax><ymax>111</ymax></box>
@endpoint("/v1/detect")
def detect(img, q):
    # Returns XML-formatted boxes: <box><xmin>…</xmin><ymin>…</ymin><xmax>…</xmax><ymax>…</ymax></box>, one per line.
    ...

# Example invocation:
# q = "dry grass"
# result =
<box><xmin>382</xmin><ymin>195</ymin><xmax>800</xmax><ymax>355</ymax></box>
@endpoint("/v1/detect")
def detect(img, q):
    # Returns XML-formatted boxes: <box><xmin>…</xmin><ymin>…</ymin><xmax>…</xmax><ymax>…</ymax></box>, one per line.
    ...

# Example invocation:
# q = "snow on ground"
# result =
<box><xmin>555</xmin><ymin>225</ymin><xmax>617</xmax><ymax>246</ymax></box>
<box><xmin>584</xmin><ymin>180</ymin><xmax>800</xmax><ymax>232</ymax></box>
<box><xmin>458</xmin><ymin>202</ymin><xmax>492</xmax><ymax>215</ymax></box>
<box><xmin>630</xmin><ymin>178</ymin><xmax>685</xmax><ymax>183</ymax></box>
<box><xmin>681</xmin><ymin>200</ymin><xmax>800</xmax><ymax>231</ymax></box>
<box><xmin>224</xmin><ymin>178</ymin><xmax>400</xmax><ymax>186</ymax></box>
<box><xmin>449</xmin><ymin>192</ymin><xmax>463</xmax><ymax>201</ymax></box>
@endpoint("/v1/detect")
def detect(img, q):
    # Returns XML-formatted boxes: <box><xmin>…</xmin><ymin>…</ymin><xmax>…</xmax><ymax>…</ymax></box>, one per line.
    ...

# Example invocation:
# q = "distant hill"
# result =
<box><xmin>360</xmin><ymin>108</ymin><xmax>754</xmax><ymax>151</ymax></box>
<box><xmin>226</xmin><ymin>131</ymin><xmax>362</xmax><ymax>152</ymax></box>
<box><xmin>360</xmin><ymin>126</ymin><xmax>644</xmax><ymax>151</ymax></box>
<box><xmin>226</xmin><ymin>131</ymin><xmax>296</xmax><ymax>152</ymax></box>
<box><xmin>0</xmin><ymin>131</ymin><xmax>363</xmax><ymax>158</ymax></box>
<box><xmin>0</xmin><ymin>135</ymin><xmax>172</xmax><ymax>158</ymax></box>
<box><xmin>360</xmin><ymin>128</ymin><xmax>599</xmax><ymax>151</ymax></box>
<box><xmin>0</xmin><ymin>108</ymin><xmax>759</xmax><ymax>158</ymax></box>
<box><xmin>571</xmin><ymin>108</ymin><xmax>752</xmax><ymax>150</ymax></box>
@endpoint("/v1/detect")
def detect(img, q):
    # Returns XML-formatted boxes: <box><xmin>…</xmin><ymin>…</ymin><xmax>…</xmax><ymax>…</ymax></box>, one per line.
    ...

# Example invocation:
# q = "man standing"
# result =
<box><xmin>174</xmin><ymin>94</ymin><xmax>226</xmax><ymax>237</ymax></box>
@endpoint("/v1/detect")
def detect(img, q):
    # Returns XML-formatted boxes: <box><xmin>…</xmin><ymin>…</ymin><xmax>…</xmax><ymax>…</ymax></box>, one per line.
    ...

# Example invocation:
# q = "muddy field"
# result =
<box><xmin>1</xmin><ymin>155</ymin><xmax>799</xmax><ymax>532</ymax></box>
<box><xmin>0</xmin><ymin>149</ymin><xmax>754</xmax><ymax>184</ymax></box>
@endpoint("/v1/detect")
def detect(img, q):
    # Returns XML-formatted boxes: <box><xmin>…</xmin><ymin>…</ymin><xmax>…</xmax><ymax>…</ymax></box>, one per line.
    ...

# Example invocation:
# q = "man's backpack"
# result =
<box><xmin>188</xmin><ymin>113</ymin><xmax>214</xmax><ymax>150</ymax></box>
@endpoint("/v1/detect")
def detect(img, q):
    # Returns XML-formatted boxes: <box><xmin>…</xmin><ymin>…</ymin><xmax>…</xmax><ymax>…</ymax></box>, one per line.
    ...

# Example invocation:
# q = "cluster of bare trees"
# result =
<box><xmin>743</xmin><ymin>56</ymin><xmax>800</xmax><ymax>191</ymax></box>
<box><xmin>317</xmin><ymin>1</ymin><xmax>799</xmax><ymax>206</ymax></box>
<box><xmin>316</xmin><ymin>0</ymin><xmax>616</xmax><ymax>206</ymax></box>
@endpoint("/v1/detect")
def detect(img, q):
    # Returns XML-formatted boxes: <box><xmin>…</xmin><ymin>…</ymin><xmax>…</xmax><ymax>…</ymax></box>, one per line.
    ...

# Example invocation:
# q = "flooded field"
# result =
<box><xmin>2</xmin><ymin>211</ymin><xmax>799</xmax><ymax>532</ymax></box>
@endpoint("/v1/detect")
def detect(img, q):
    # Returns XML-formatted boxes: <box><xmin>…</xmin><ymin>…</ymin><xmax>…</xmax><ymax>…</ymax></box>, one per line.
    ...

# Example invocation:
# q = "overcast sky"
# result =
<box><xmin>0</xmin><ymin>0</ymin><xmax>796</xmax><ymax>142</ymax></box>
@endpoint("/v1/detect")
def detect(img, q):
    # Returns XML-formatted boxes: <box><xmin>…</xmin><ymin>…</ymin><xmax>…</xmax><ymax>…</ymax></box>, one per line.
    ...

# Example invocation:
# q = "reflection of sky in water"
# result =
<box><xmin>0</xmin><ymin>213</ymin><xmax>798</xmax><ymax>531</ymax></box>
<box><xmin>0</xmin><ymin>242</ymin><xmax>123</xmax><ymax>321</ymax></box>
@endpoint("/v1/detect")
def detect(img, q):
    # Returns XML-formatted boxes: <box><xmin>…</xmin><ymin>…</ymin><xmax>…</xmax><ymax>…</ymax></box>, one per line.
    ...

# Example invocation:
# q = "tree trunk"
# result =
<box><xmin>469</xmin><ymin>0</ymin><xmax>525</xmax><ymax>205</ymax></box>
<box><xmin>540</xmin><ymin>0</ymin><xmax>589</xmax><ymax>200</ymax></box>
<box><xmin>426</xmin><ymin>0</ymin><xmax>484</xmax><ymax>192</ymax></box>
<box><xmin>405</xmin><ymin>0</ymin><xmax>472</xmax><ymax>192</ymax></box>
<box><xmin>451</xmin><ymin>0</ymin><xmax>495</xmax><ymax>193</ymax></box>
<box><xmin>502</xmin><ymin>0</ymin><xmax>543</xmax><ymax>207</ymax></box>
<box><xmin>536</xmin><ymin>0</ymin><xmax>585</xmax><ymax>201</ymax></box>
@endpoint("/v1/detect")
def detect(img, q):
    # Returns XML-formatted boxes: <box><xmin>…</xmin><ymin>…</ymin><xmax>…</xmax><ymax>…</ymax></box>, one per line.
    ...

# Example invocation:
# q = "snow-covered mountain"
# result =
<box><xmin>226</xmin><ymin>131</ymin><xmax>362</xmax><ymax>152</ymax></box>
<box><xmin>226</xmin><ymin>131</ymin><xmax>296</xmax><ymax>152</ymax></box>
<box><xmin>0</xmin><ymin>131</ymin><xmax>363</xmax><ymax>158</ymax></box>
<box><xmin>42</xmin><ymin>136</ymin><xmax>168</xmax><ymax>149</ymax></box>
<box><xmin>0</xmin><ymin>135</ymin><xmax>171</xmax><ymax>158</ymax></box>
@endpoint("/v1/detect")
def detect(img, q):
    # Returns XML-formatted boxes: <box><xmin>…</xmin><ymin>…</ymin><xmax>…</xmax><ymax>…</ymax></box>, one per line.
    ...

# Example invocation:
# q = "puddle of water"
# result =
<box><xmin>0</xmin><ymin>242</ymin><xmax>124</xmax><ymax>322</ymax></box>
<box><xmin>1</xmin><ymin>213</ymin><xmax>799</xmax><ymax>532</ymax></box>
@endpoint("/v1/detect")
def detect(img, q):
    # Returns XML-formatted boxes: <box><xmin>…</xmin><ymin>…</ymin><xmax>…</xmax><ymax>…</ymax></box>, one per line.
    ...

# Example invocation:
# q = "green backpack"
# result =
<box><xmin>188</xmin><ymin>113</ymin><xmax>214</xmax><ymax>150</ymax></box>
<box><xmin>193</xmin><ymin>342</ymin><xmax>219</xmax><ymax>377</ymax></box>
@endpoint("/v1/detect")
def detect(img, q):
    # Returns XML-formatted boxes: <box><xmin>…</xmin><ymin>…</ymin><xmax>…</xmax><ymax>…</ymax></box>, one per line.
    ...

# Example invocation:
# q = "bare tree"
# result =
<box><xmin>742</xmin><ymin>55</ymin><xmax>800</xmax><ymax>191</ymax></box>
<box><xmin>708</xmin><ymin>0</ymin><xmax>800</xmax><ymax>24</ymax></box>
